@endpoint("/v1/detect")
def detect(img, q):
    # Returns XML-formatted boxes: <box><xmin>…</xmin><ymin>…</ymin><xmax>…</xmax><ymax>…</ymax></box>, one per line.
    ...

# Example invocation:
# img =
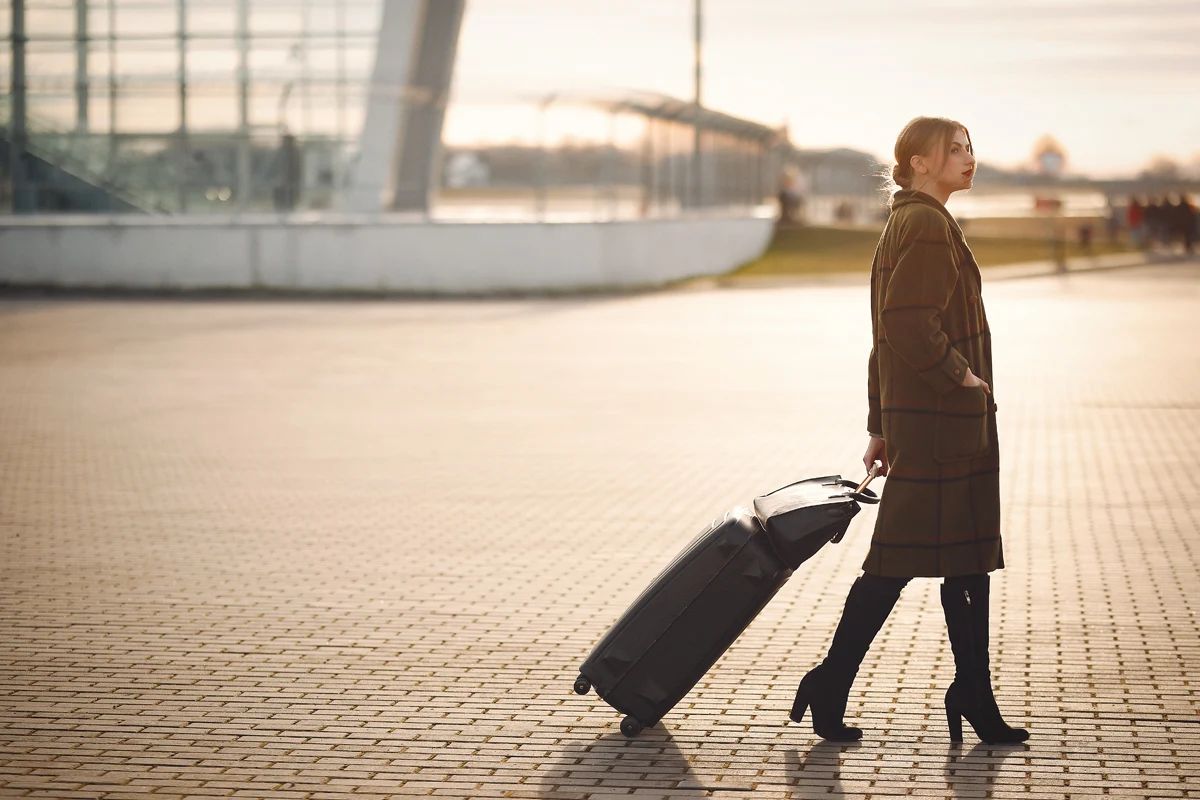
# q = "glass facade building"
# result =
<box><xmin>2</xmin><ymin>0</ymin><xmax>384</xmax><ymax>212</ymax></box>
<box><xmin>2</xmin><ymin>0</ymin><xmax>785</xmax><ymax>217</ymax></box>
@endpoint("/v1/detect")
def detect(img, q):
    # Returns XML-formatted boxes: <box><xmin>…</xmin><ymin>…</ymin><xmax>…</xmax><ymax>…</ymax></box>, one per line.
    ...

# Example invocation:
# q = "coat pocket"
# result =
<box><xmin>933</xmin><ymin>385</ymin><xmax>990</xmax><ymax>463</ymax></box>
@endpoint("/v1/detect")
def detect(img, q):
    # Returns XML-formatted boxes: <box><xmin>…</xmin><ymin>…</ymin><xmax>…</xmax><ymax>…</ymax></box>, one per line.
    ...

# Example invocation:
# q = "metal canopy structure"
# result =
<box><xmin>581</xmin><ymin>91</ymin><xmax>785</xmax><ymax>145</ymax></box>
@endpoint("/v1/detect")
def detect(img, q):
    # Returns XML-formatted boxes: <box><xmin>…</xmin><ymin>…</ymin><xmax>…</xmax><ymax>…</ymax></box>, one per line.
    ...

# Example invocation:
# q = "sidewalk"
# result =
<box><xmin>978</xmin><ymin>248</ymin><xmax>1189</xmax><ymax>281</ymax></box>
<box><xmin>706</xmin><ymin>248</ymin><xmax>1192</xmax><ymax>289</ymax></box>
<box><xmin>1</xmin><ymin>262</ymin><xmax>1199</xmax><ymax>798</ymax></box>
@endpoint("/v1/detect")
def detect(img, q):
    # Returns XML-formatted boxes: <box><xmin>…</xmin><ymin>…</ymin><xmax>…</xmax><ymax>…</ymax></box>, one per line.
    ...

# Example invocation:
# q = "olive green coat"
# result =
<box><xmin>863</xmin><ymin>189</ymin><xmax>1003</xmax><ymax>578</ymax></box>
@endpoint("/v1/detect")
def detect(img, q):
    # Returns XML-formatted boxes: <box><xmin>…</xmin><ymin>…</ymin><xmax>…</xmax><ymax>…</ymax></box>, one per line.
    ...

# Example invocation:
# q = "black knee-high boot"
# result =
<box><xmin>790</xmin><ymin>573</ymin><xmax>906</xmax><ymax>741</ymax></box>
<box><xmin>941</xmin><ymin>574</ymin><xmax>1029</xmax><ymax>744</ymax></box>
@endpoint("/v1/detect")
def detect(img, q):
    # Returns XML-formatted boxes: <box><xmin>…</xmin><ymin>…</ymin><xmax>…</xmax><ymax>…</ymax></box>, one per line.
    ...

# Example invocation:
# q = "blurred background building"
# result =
<box><xmin>0</xmin><ymin>0</ymin><xmax>788</xmax><ymax>218</ymax></box>
<box><xmin>1</xmin><ymin>0</ymin><xmax>453</xmax><ymax>214</ymax></box>
<box><xmin>0</xmin><ymin>0</ymin><xmax>792</xmax><ymax>292</ymax></box>
<box><xmin>4</xmin><ymin>0</ymin><xmax>1194</xmax><ymax>292</ymax></box>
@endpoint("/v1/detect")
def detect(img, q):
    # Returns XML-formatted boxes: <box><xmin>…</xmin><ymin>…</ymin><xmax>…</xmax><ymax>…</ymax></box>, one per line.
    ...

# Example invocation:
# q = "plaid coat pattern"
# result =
<box><xmin>863</xmin><ymin>189</ymin><xmax>1003</xmax><ymax>578</ymax></box>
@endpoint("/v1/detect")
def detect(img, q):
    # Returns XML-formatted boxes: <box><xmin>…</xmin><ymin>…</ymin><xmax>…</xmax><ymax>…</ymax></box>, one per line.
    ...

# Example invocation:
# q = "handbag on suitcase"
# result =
<box><xmin>573</xmin><ymin>470</ymin><xmax>880</xmax><ymax>737</ymax></box>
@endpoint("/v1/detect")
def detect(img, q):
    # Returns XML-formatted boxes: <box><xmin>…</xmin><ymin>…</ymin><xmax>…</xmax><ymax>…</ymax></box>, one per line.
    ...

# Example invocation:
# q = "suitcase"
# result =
<box><xmin>574</xmin><ymin>472</ymin><xmax>880</xmax><ymax>737</ymax></box>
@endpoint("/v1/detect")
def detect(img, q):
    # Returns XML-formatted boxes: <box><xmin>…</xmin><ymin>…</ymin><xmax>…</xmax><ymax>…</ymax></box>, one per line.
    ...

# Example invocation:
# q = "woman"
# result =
<box><xmin>789</xmin><ymin>117</ymin><xmax>1028</xmax><ymax>745</ymax></box>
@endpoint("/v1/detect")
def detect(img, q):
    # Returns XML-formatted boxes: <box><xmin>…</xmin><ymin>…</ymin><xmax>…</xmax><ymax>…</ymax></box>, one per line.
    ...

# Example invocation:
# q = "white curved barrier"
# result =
<box><xmin>0</xmin><ymin>212</ymin><xmax>775</xmax><ymax>293</ymax></box>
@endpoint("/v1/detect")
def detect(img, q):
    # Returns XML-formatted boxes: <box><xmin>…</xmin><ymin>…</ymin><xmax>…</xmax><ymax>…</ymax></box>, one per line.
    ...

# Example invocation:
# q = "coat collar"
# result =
<box><xmin>891</xmin><ymin>189</ymin><xmax>964</xmax><ymax>239</ymax></box>
<box><xmin>891</xmin><ymin>189</ymin><xmax>980</xmax><ymax>277</ymax></box>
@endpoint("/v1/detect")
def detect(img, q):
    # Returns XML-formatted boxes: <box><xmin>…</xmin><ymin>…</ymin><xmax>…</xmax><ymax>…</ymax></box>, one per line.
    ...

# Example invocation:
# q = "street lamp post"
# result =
<box><xmin>691</xmin><ymin>0</ymin><xmax>702</xmax><ymax>209</ymax></box>
<box><xmin>10</xmin><ymin>0</ymin><xmax>30</xmax><ymax>212</ymax></box>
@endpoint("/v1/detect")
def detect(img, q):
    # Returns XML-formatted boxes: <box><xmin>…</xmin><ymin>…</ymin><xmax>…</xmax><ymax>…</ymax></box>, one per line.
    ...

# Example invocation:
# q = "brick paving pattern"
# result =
<box><xmin>1</xmin><ymin>261</ymin><xmax>1199</xmax><ymax>799</ymax></box>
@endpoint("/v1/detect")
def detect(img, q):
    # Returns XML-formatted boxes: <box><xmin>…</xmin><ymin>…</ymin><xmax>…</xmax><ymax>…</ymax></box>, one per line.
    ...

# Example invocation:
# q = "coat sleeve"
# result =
<box><xmin>867</xmin><ymin>346</ymin><xmax>882</xmax><ymax>435</ymax></box>
<box><xmin>866</xmin><ymin>242</ymin><xmax>883</xmax><ymax>436</ymax></box>
<box><xmin>880</xmin><ymin>207</ymin><xmax>971</xmax><ymax>396</ymax></box>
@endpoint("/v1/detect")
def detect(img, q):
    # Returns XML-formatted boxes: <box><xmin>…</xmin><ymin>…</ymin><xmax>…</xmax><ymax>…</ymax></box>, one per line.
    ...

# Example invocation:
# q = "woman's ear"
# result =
<box><xmin>909</xmin><ymin>154</ymin><xmax>926</xmax><ymax>175</ymax></box>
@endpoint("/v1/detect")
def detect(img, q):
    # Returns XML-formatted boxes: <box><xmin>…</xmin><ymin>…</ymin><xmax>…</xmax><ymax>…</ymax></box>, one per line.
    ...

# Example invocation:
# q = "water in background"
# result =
<box><xmin>946</xmin><ymin>189</ymin><xmax>1111</xmax><ymax>220</ymax></box>
<box><xmin>805</xmin><ymin>190</ymin><xmax>1113</xmax><ymax>226</ymax></box>
<box><xmin>431</xmin><ymin>188</ymin><xmax>1114</xmax><ymax>224</ymax></box>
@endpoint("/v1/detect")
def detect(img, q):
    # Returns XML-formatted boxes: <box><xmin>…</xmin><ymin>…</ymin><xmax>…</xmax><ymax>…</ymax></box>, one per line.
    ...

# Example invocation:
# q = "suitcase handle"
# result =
<box><xmin>829</xmin><ymin>479</ymin><xmax>879</xmax><ymax>504</ymax></box>
<box><xmin>762</xmin><ymin>465</ymin><xmax>882</xmax><ymax>505</ymax></box>
<box><xmin>830</xmin><ymin>463</ymin><xmax>881</xmax><ymax>504</ymax></box>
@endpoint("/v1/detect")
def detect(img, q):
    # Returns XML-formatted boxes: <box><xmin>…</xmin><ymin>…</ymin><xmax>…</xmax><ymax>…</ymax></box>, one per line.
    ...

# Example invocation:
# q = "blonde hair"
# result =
<box><xmin>889</xmin><ymin>116</ymin><xmax>972</xmax><ymax>192</ymax></box>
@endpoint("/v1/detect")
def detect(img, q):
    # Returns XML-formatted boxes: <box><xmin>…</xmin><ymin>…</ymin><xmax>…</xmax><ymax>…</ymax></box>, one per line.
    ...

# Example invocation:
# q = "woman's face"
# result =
<box><xmin>929</xmin><ymin>130</ymin><xmax>976</xmax><ymax>195</ymax></box>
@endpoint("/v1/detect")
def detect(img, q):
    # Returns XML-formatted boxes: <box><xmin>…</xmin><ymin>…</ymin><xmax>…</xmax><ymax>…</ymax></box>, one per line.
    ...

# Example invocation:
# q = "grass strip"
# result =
<box><xmin>733</xmin><ymin>226</ymin><xmax>1136</xmax><ymax>277</ymax></box>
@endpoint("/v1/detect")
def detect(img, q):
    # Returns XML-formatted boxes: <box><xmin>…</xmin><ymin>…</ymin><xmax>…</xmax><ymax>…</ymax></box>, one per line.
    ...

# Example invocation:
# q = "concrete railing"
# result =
<box><xmin>0</xmin><ymin>211</ymin><xmax>775</xmax><ymax>294</ymax></box>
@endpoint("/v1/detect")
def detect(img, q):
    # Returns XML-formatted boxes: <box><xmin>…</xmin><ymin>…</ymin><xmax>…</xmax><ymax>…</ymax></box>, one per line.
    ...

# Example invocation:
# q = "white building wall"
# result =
<box><xmin>0</xmin><ymin>215</ymin><xmax>775</xmax><ymax>293</ymax></box>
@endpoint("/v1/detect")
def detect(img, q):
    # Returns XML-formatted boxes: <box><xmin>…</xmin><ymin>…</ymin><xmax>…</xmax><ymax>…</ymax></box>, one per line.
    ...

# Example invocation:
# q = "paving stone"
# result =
<box><xmin>2</xmin><ymin>261</ymin><xmax>1200</xmax><ymax>799</ymax></box>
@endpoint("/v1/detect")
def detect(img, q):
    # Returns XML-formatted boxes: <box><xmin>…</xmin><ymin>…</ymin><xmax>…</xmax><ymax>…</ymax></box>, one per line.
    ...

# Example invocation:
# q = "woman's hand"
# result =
<box><xmin>864</xmin><ymin>436</ymin><xmax>889</xmax><ymax>476</ymax></box>
<box><xmin>962</xmin><ymin>369</ymin><xmax>991</xmax><ymax>394</ymax></box>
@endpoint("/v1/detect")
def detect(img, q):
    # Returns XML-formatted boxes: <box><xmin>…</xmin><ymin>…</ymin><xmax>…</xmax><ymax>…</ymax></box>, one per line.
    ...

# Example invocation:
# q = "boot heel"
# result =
<box><xmin>947</xmin><ymin>708</ymin><xmax>963</xmax><ymax>742</ymax></box>
<box><xmin>789</xmin><ymin>689</ymin><xmax>809</xmax><ymax>724</ymax></box>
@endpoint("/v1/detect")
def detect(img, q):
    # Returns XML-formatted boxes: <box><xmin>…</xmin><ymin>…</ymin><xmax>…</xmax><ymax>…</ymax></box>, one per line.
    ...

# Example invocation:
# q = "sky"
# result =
<box><xmin>445</xmin><ymin>0</ymin><xmax>1200</xmax><ymax>178</ymax></box>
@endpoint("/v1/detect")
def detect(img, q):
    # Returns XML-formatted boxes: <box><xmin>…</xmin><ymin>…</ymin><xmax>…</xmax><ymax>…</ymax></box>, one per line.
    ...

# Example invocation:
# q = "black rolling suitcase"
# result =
<box><xmin>573</xmin><ymin>471</ymin><xmax>880</xmax><ymax>737</ymax></box>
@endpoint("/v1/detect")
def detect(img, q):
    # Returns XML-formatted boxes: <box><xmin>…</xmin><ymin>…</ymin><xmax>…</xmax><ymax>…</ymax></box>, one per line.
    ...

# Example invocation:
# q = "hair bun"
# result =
<box><xmin>891</xmin><ymin>163</ymin><xmax>910</xmax><ymax>189</ymax></box>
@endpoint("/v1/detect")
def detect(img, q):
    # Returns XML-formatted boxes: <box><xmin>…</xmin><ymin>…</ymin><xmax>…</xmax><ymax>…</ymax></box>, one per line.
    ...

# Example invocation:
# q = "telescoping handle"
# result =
<box><xmin>829</xmin><ymin>462</ymin><xmax>881</xmax><ymax>505</ymax></box>
<box><xmin>855</xmin><ymin>462</ymin><xmax>880</xmax><ymax>495</ymax></box>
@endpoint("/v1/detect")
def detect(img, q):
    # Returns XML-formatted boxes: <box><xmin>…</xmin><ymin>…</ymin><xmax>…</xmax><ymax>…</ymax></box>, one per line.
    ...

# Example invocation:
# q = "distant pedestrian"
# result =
<box><xmin>1146</xmin><ymin>198</ymin><xmax>1165</xmax><ymax>248</ymax></box>
<box><xmin>1172</xmin><ymin>194</ymin><xmax>1197</xmax><ymax>255</ymax></box>
<box><xmin>1128</xmin><ymin>197</ymin><xmax>1145</xmax><ymax>248</ymax></box>
<box><xmin>1104</xmin><ymin>197</ymin><xmax>1121</xmax><ymax>245</ymax></box>
<box><xmin>791</xmin><ymin>116</ymin><xmax>1028</xmax><ymax>746</ymax></box>
<box><xmin>777</xmin><ymin>166</ymin><xmax>802</xmax><ymax>226</ymax></box>
<box><xmin>1160</xmin><ymin>197</ymin><xmax>1175</xmax><ymax>247</ymax></box>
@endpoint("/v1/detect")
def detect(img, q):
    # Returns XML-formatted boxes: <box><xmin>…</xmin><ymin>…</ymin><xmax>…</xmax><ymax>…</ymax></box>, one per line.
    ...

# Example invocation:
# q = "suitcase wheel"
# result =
<box><xmin>620</xmin><ymin>715</ymin><xmax>644</xmax><ymax>738</ymax></box>
<box><xmin>573</xmin><ymin>676</ymin><xmax>591</xmax><ymax>696</ymax></box>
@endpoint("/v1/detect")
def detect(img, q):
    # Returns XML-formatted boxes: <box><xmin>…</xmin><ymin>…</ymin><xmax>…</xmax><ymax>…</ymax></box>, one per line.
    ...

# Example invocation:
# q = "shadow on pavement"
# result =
<box><xmin>783</xmin><ymin>739</ymin><xmax>862</xmax><ymax>798</ymax></box>
<box><xmin>944</xmin><ymin>740</ymin><xmax>1028</xmax><ymax>798</ymax></box>
<box><xmin>534</xmin><ymin>727</ymin><xmax>713</xmax><ymax>798</ymax></box>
